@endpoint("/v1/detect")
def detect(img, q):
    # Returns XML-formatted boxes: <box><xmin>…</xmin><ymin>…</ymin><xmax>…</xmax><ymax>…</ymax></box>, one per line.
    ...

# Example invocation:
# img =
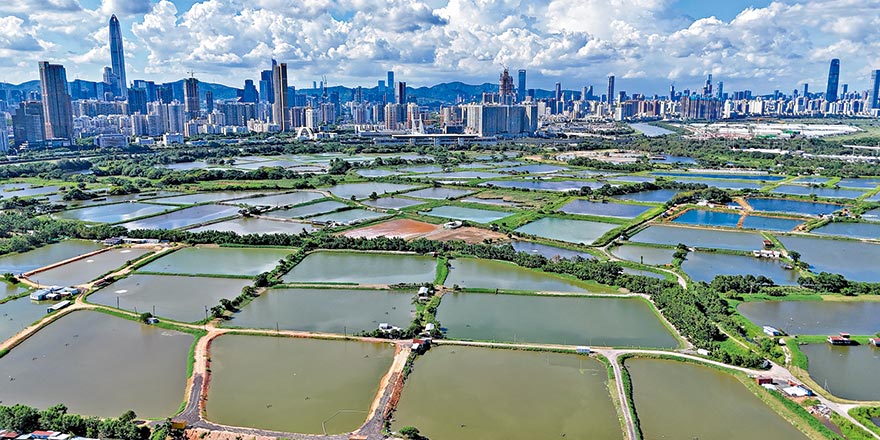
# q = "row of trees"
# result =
<box><xmin>0</xmin><ymin>404</ymin><xmax>148</xmax><ymax>440</ymax></box>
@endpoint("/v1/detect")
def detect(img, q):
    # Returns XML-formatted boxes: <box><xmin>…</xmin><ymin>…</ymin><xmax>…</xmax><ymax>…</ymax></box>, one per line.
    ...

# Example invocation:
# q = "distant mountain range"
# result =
<box><xmin>0</xmin><ymin>79</ymin><xmax>573</xmax><ymax>104</ymax></box>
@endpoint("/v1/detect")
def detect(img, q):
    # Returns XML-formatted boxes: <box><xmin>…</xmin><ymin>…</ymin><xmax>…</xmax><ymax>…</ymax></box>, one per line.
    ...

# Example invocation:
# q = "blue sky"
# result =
<box><xmin>0</xmin><ymin>0</ymin><xmax>878</xmax><ymax>95</ymax></box>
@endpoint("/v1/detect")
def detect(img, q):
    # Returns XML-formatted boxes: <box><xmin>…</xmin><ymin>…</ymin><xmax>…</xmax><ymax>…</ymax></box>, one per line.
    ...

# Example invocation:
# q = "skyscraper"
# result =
<box><xmin>205</xmin><ymin>91</ymin><xmax>214</xmax><ymax>113</ymax></box>
<box><xmin>607</xmin><ymin>75</ymin><xmax>615</xmax><ymax>106</ymax></box>
<box><xmin>38</xmin><ymin>61</ymin><xmax>74</xmax><ymax>142</ymax></box>
<box><xmin>0</xmin><ymin>117</ymin><xmax>8</xmax><ymax>153</ymax></box>
<box><xmin>259</xmin><ymin>69</ymin><xmax>274</xmax><ymax>104</ymax></box>
<box><xmin>12</xmin><ymin>101</ymin><xmax>44</xmax><ymax>146</ymax></box>
<box><xmin>273</xmin><ymin>63</ymin><xmax>289</xmax><ymax>131</ymax></box>
<box><xmin>871</xmin><ymin>70</ymin><xmax>880</xmax><ymax>109</ymax></box>
<box><xmin>109</xmin><ymin>15</ymin><xmax>127</xmax><ymax>99</ymax></box>
<box><xmin>825</xmin><ymin>59</ymin><xmax>840</xmax><ymax>102</ymax></box>
<box><xmin>387</xmin><ymin>71</ymin><xmax>395</xmax><ymax>102</ymax></box>
<box><xmin>184</xmin><ymin>77</ymin><xmax>200</xmax><ymax>119</ymax></box>
<box><xmin>803</xmin><ymin>83</ymin><xmax>809</xmax><ymax>97</ymax></box>
<box><xmin>517</xmin><ymin>69</ymin><xmax>526</xmax><ymax>103</ymax></box>
<box><xmin>499</xmin><ymin>68</ymin><xmax>514</xmax><ymax>104</ymax></box>
<box><xmin>395</xmin><ymin>81</ymin><xmax>406</xmax><ymax>105</ymax></box>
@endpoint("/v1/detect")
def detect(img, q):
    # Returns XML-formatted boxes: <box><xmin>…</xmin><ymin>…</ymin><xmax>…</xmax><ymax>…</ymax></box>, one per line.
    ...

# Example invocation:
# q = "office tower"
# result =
<box><xmin>669</xmin><ymin>84</ymin><xmax>675</xmax><ymax>101</ymax></box>
<box><xmin>871</xmin><ymin>70</ymin><xmax>880</xmax><ymax>109</ymax></box>
<box><xmin>273</xmin><ymin>62</ymin><xmax>289</xmax><ymax>131</ymax></box>
<box><xmin>803</xmin><ymin>83</ymin><xmax>809</xmax><ymax>97</ymax></box>
<box><xmin>12</xmin><ymin>101</ymin><xmax>44</xmax><ymax>146</ymax></box>
<box><xmin>109</xmin><ymin>15</ymin><xmax>128</xmax><ymax>99</ymax></box>
<box><xmin>102</xmin><ymin>66</ymin><xmax>120</xmax><ymax>97</ymax></box>
<box><xmin>554</xmin><ymin>83</ymin><xmax>562</xmax><ymax>102</ymax></box>
<box><xmin>127</xmin><ymin>88</ymin><xmax>147</xmax><ymax>115</ymax></box>
<box><xmin>387</xmin><ymin>71</ymin><xmax>395</xmax><ymax>101</ymax></box>
<box><xmin>703</xmin><ymin>74</ymin><xmax>713</xmax><ymax>97</ymax></box>
<box><xmin>205</xmin><ymin>91</ymin><xmax>214</xmax><ymax>113</ymax></box>
<box><xmin>517</xmin><ymin>69</ymin><xmax>526</xmax><ymax>102</ymax></box>
<box><xmin>38</xmin><ymin>61</ymin><xmax>74</xmax><ymax>141</ymax></box>
<box><xmin>184</xmin><ymin>77</ymin><xmax>200</xmax><ymax>119</ymax></box>
<box><xmin>717</xmin><ymin>81</ymin><xmax>724</xmax><ymax>99</ymax></box>
<box><xmin>395</xmin><ymin>81</ymin><xmax>406</xmax><ymax>105</ymax></box>
<box><xmin>0</xmin><ymin>117</ymin><xmax>8</xmax><ymax>153</ymax></box>
<box><xmin>132</xmin><ymin>80</ymin><xmax>156</xmax><ymax>102</ymax></box>
<box><xmin>607</xmin><ymin>75</ymin><xmax>615</xmax><ymax>105</ymax></box>
<box><xmin>825</xmin><ymin>59</ymin><xmax>840</xmax><ymax>102</ymax></box>
<box><xmin>240</xmin><ymin>80</ymin><xmax>258</xmax><ymax>103</ymax></box>
<box><xmin>259</xmin><ymin>70</ymin><xmax>273</xmax><ymax>104</ymax></box>
<box><xmin>842</xmin><ymin>84</ymin><xmax>848</xmax><ymax>96</ymax></box>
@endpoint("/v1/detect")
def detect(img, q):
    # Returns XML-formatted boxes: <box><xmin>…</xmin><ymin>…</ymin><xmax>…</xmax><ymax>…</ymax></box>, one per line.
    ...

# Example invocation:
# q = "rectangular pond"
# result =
<box><xmin>612</xmin><ymin>189</ymin><xmax>679</xmax><ymax>203</ymax></box>
<box><xmin>737</xmin><ymin>300</ymin><xmax>880</xmax><ymax>335</ymax></box>
<box><xmin>393</xmin><ymin>346</ymin><xmax>621</xmax><ymax>440</ymax></box>
<box><xmin>421</xmin><ymin>171</ymin><xmax>506</xmax><ymax>180</ymax></box>
<box><xmin>225</xmin><ymin>288</ymin><xmax>415</xmax><ymax>333</ymax></box>
<box><xmin>89</xmin><ymin>274</ymin><xmax>252</xmax><ymax>322</ymax></box>
<box><xmin>418</xmin><ymin>206</ymin><xmax>512</xmax><ymax>223</ymax></box>
<box><xmin>515</xmin><ymin>217</ymin><xmax>620</xmax><ymax>244</ymax></box>
<box><xmin>438</xmin><ymin>292</ymin><xmax>679</xmax><ymax>348</ymax></box>
<box><xmin>281</xmin><ymin>251</ymin><xmax>437</xmax><ymax>285</ymax></box>
<box><xmin>741</xmin><ymin>215</ymin><xmax>803</xmax><ymax>232</ymax></box>
<box><xmin>628</xmin><ymin>358</ymin><xmax>807</xmax><ymax>440</ymax></box>
<box><xmin>56</xmin><ymin>203</ymin><xmax>174</xmax><ymax>224</ymax></box>
<box><xmin>776</xmin><ymin>235</ymin><xmax>880</xmax><ymax>282</ymax></box>
<box><xmin>32</xmin><ymin>248</ymin><xmax>152</xmax><ymax>286</ymax></box>
<box><xmin>326</xmin><ymin>182</ymin><xmax>418</xmax><ymax>200</ymax></box>
<box><xmin>483</xmin><ymin>180</ymin><xmax>603</xmax><ymax>192</ymax></box>
<box><xmin>610</xmin><ymin>244</ymin><xmax>675</xmax><ymax>266</ymax></box>
<box><xmin>0</xmin><ymin>295</ymin><xmax>46</xmax><ymax>344</ymax></box>
<box><xmin>509</xmin><ymin>240</ymin><xmax>593</xmax><ymax>260</ymax></box>
<box><xmin>234</xmin><ymin>191</ymin><xmax>325</xmax><ymax>207</ymax></box>
<box><xmin>267</xmin><ymin>200</ymin><xmax>347</xmax><ymax>218</ymax></box>
<box><xmin>800</xmin><ymin>344</ymin><xmax>880</xmax><ymax>402</ymax></box>
<box><xmin>558</xmin><ymin>199</ymin><xmax>652</xmax><ymax>218</ymax></box>
<box><xmin>149</xmin><ymin>191</ymin><xmax>269</xmax><ymax>205</ymax></box>
<box><xmin>631</xmin><ymin>225</ymin><xmax>764</xmax><ymax>251</ymax></box>
<box><xmin>497</xmin><ymin>164</ymin><xmax>566</xmax><ymax>174</ymax></box>
<box><xmin>654</xmin><ymin>172</ymin><xmax>786</xmax><ymax>182</ymax></box>
<box><xmin>837</xmin><ymin>178</ymin><xmax>880</xmax><ymax>189</ymax></box>
<box><xmin>672</xmin><ymin>177</ymin><xmax>762</xmax><ymax>190</ymax></box>
<box><xmin>812</xmin><ymin>222</ymin><xmax>880</xmax><ymax>240</ymax></box>
<box><xmin>772</xmin><ymin>185</ymin><xmax>865</xmax><ymax>199</ymax></box>
<box><xmin>362</xmin><ymin>197</ymin><xmax>425</xmax><ymax>209</ymax></box>
<box><xmin>138</xmin><ymin>247</ymin><xmax>292</xmax><ymax>277</ymax></box>
<box><xmin>309</xmin><ymin>208</ymin><xmax>388</xmax><ymax>224</ymax></box>
<box><xmin>459</xmin><ymin>196</ymin><xmax>520</xmax><ymax>207</ymax></box>
<box><xmin>187</xmin><ymin>218</ymin><xmax>315</xmax><ymax>235</ymax></box>
<box><xmin>0</xmin><ymin>310</ymin><xmax>193</xmax><ymax>418</ymax></box>
<box><xmin>205</xmin><ymin>335</ymin><xmax>393</xmax><ymax>434</ymax></box>
<box><xmin>444</xmin><ymin>258</ymin><xmax>590</xmax><ymax>292</ymax></box>
<box><xmin>0</xmin><ymin>240</ymin><xmax>105</xmax><ymax>275</ymax></box>
<box><xmin>746</xmin><ymin>198</ymin><xmax>845</xmax><ymax>216</ymax></box>
<box><xmin>403</xmin><ymin>187</ymin><xmax>474</xmax><ymax>200</ymax></box>
<box><xmin>119</xmin><ymin>205</ymin><xmax>240</xmax><ymax>230</ymax></box>
<box><xmin>680</xmin><ymin>251</ymin><xmax>799</xmax><ymax>285</ymax></box>
<box><xmin>672</xmin><ymin>209</ymin><xmax>742</xmax><ymax>228</ymax></box>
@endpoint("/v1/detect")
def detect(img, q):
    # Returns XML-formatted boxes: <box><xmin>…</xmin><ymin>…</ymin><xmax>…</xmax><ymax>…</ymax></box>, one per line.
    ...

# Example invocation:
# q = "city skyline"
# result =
<box><xmin>0</xmin><ymin>0</ymin><xmax>879</xmax><ymax>94</ymax></box>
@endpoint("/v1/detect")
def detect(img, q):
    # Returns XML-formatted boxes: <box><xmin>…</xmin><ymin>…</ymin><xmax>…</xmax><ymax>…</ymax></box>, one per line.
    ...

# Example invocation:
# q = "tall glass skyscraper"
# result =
<box><xmin>871</xmin><ymin>70</ymin><xmax>880</xmax><ymax>110</ymax></box>
<box><xmin>517</xmin><ymin>69</ymin><xmax>526</xmax><ymax>103</ymax></box>
<box><xmin>273</xmin><ymin>63</ymin><xmax>289</xmax><ymax>131</ymax></box>
<box><xmin>825</xmin><ymin>58</ymin><xmax>840</xmax><ymax>102</ymax></box>
<box><xmin>109</xmin><ymin>15</ymin><xmax>128</xmax><ymax>99</ymax></box>
<box><xmin>38</xmin><ymin>61</ymin><xmax>74</xmax><ymax>142</ymax></box>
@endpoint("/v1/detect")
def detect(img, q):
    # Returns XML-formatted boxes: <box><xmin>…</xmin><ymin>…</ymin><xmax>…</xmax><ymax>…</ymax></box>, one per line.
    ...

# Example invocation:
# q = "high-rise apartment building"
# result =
<box><xmin>387</xmin><ymin>71</ymin><xmax>395</xmax><ymax>102</ymax></box>
<box><xmin>0</xmin><ymin>117</ymin><xmax>9</xmax><ymax>153</ymax></box>
<box><xmin>825</xmin><ymin>59</ymin><xmax>840</xmax><ymax>102</ymax></box>
<box><xmin>395</xmin><ymin>81</ymin><xmax>406</xmax><ymax>105</ymax></box>
<box><xmin>517</xmin><ymin>69</ymin><xmax>526</xmax><ymax>103</ymax></box>
<box><xmin>273</xmin><ymin>63</ymin><xmax>290</xmax><ymax>131</ymax></box>
<box><xmin>184</xmin><ymin>77</ymin><xmax>200</xmax><ymax>119</ymax></box>
<box><xmin>38</xmin><ymin>61</ymin><xmax>74</xmax><ymax>142</ymax></box>
<box><xmin>12</xmin><ymin>101</ymin><xmax>44</xmax><ymax>146</ymax></box>
<box><xmin>871</xmin><ymin>70</ymin><xmax>880</xmax><ymax>109</ymax></box>
<box><xmin>607</xmin><ymin>75</ymin><xmax>615</xmax><ymax>105</ymax></box>
<box><xmin>109</xmin><ymin>15</ymin><xmax>128</xmax><ymax>99</ymax></box>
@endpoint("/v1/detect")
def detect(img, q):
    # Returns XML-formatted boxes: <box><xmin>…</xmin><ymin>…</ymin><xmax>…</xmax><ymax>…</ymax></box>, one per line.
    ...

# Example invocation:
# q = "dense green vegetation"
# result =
<box><xmin>0</xmin><ymin>404</ymin><xmax>148</xmax><ymax>440</ymax></box>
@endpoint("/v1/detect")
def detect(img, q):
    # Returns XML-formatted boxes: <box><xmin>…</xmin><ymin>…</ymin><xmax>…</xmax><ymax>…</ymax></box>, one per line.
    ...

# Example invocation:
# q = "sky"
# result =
<box><xmin>0</xmin><ymin>0</ymin><xmax>878</xmax><ymax>95</ymax></box>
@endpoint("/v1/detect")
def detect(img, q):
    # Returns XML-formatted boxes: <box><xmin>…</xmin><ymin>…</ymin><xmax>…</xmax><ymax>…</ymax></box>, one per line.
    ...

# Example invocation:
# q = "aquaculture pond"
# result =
<box><xmin>558</xmin><ymin>199</ymin><xmax>652</xmax><ymax>218</ymax></box>
<box><xmin>438</xmin><ymin>292</ymin><xmax>679</xmax><ymax>348</ymax></box>
<box><xmin>281</xmin><ymin>252</ymin><xmax>437</xmax><ymax>285</ymax></box>
<box><xmin>612</xmin><ymin>189</ymin><xmax>679</xmax><ymax>203</ymax></box>
<box><xmin>837</xmin><ymin>178</ymin><xmax>880</xmax><ymax>189</ymax></box>
<box><xmin>746</xmin><ymin>198</ymin><xmax>845</xmax><ymax>216</ymax></box>
<box><xmin>421</xmin><ymin>171</ymin><xmax>506</xmax><ymax>180</ymax></box>
<box><xmin>325</xmin><ymin>182</ymin><xmax>418</xmax><ymax>200</ymax></box>
<box><xmin>497</xmin><ymin>164</ymin><xmax>566</xmax><ymax>174</ymax></box>
<box><xmin>89</xmin><ymin>274</ymin><xmax>251</xmax><ymax>322</ymax></box>
<box><xmin>0</xmin><ymin>240</ymin><xmax>104</xmax><ymax>275</ymax></box>
<box><xmin>33</xmin><ymin>248</ymin><xmax>152</xmax><ymax>286</ymax></box>
<box><xmin>737</xmin><ymin>300</ymin><xmax>880</xmax><ymax>335</ymax></box>
<box><xmin>150</xmin><ymin>191</ymin><xmax>269</xmax><ymax>205</ymax></box>
<box><xmin>206</xmin><ymin>336</ymin><xmax>394</xmax><ymax>434</ymax></box>
<box><xmin>515</xmin><ymin>217</ymin><xmax>620</xmax><ymax>244</ymax></box>
<box><xmin>631</xmin><ymin>225</ymin><xmax>764</xmax><ymax>251</ymax></box>
<box><xmin>610</xmin><ymin>244</ymin><xmax>675</xmax><ymax>266</ymax></box>
<box><xmin>444</xmin><ymin>259</ymin><xmax>590</xmax><ymax>292</ymax></box>
<box><xmin>800</xmin><ymin>344</ymin><xmax>880</xmax><ymax>401</ymax></box>
<box><xmin>459</xmin><ymin>196</ymin><xmax>519</xmax><ymax>207</ymax></box>
<box><xmin>268</xmin><ymin>200</ymin><xmax>348</xmax><ymax>218</ymax></box>
<box><xmin>225</xmin><ymin>288</ymin><xmax>414</xmax><ymax>333</ymax></box>
<box><xmin>187</xmin><ymin>218</ymin><xmax>315</xmax><ymax>235</ymax></box>
<box><xmin>0</xmin><ymin>184</ymin><xmax>60</xmax><ymax>197</ymax></box>
<box><xmin>672</xmin><ymin>209</ymin><xmax>742</xmax><ymax>228</ymax></box>
<box><xmin>772</xmin><ymin>185</ymin><xmax>865</xmax><ymax>199</ymax></box>
<box><xmin>621</xmin><ymin>267</ymin><xmax>667</xmax><ymax>279</ymax></box>
<box><xmin>309</xmin><ymin>208</ymin><xmax>388</xmax><ymax>224</ymax></box>
<box><xmin>650</xmin><ymin>154</ymin><xmax>696</xmax><ymax>164</ymax></box>
<box><xmin>393</xmin><ymin>346</ymin><xmax>621</xmax><ymax>440</ymax></box>
<box><xmin>509</xmin><ymin>240</ymin><xmax>593</xmax><ymax>260</ymax></box>
<box><xmin>356</xmin><ymin>169</ymin><xmax>402</xmax><ymax>177</ymax></box>
<box><xmin>628</xmin><ymin>358</ymin><xmax>807</xmax><ymax>440</ymax></box>
<box><xmin>235</xmin><ymin>191</ymin><xmax>325</xmax><ymax>207</ymax></box>
<box><xmin>741</xmin><ymin>215</ymin><xmax>803</xmax><ymax>232</ymax></box>
<box><xmin>776</xmin><ymin>235</ymin><xmax>880</xmax><ymax>283</ymax></box>
<box><xmin>119</xmin><ymin>205</ymin><xmax>239</xmax><ymax>230</ymax></box>
<box><xmin>0</xmin><ymin>310</ymin><xmax>193</xmax><ymax>418</ymax></box>
<box><xmin>812</xmin><ymin>222</ymin><xmax>880</xmax><ymax>240</ymax></box>
<box><xmin>653</xmin><ymin>172</ymin><xmax>786</xmax><ymax>182</ymax></box>
<box><xmin>419</xmin><ymin>206</ymin><xmax>512</xmax><ymax>223</ymax></box>
<box><xmin>483</xmin><ymin>180</ymin><xmax>603</xmax><ymax>192</ymax></box>
<box><xmin>138</xmin><ymin>247</ymin><xmax>293</xmax><ymax>277</ymax></box>
<box><xmin>403</xmin><ymin>187</ymin><xmax>474</xmax><ymax>200</ymax></box>
<box><xmin>56</xmin><ymin>202</ymin><xmax>173</xmax><ymax>224</ymax></box>
<box><xmin>0</xmin><ymin>294</ymin><xmax>46</xmax><ymax>343</ymax></box>
<box><xmin>362</xmin><ymin>197</ymin><xmax>424</xmax><ymax>209</ymax></box>
<box><xmin>680</xmin><ymin>251</ymin><xmax>799</xmax><ymax>285</ymax></box>
<box><xmin>673</xmin><ymin>178</ymin><xmax>762</xmax><ymax>190</ymax></box>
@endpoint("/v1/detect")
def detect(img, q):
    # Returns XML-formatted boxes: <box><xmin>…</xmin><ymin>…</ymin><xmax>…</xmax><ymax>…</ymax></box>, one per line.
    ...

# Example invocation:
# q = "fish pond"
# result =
<box><xmin>631</xmin><ymin>225</ymin><xmax>764</xmax><ymax>251</ymax></box>
<box><xmin>419</xmin><ymin>206</ymin><xmax>512</xmax><ymax>223</ymax></box>
<box><xmin>56</xmin><ymin>203</ymin><xmax>173</xmax><ymax>224</ymax></box>
<box><xmin>680</xmin><ymin>251</ymin><xmax>799</xmax><ymax>285</ymax></box>
<box><xmin>438</xmin><ymin>292</ymin><xmax>679</xmax><ymax>348</ymax></box>
<box><xmin>309</xmin><ymin>208</ymin><xmax>388</xmax><ymax>224</ymax></box>
<box><xmin>268</xmin><ymin>200</ymin><xmax>348</xmax><ymax>218</ymax></box>
<box><xmin>558</xmin><ymin>199</ymin><xmax>652</xmax><ymax>218</ymax></box>
<box><xmin>509</xmin><ymin>240</ymin><xmax>593</xmax><ymax>260</ymax></box>
<box><xmin>0</xmin><ymin>294</ymin><xmax>46</xmax><ymax>343</ymax></box>
<box><xmin>33</xmin><ymin>248</ymin><xmax>152</xmax><ymax>286</ymax></box>
<box><xmin>0</xmin><ymin>310</ymin><xmax>193</xmax><ymax>418</ymax></box>
<box><xmin>610</xmin><ymin>244</ymin><xmax>675</xmax><ymax>266</ymax></box>
<box><xmin>613</xmin><ymin>189</ymin><xmax>679</xmax><ymax>203</ymax></box>
<box><xmin>515</xmin><ymin>217</ymin><xmax>620</xmax><ymax>244</ymax></box>
<box><xmin>326</xmin><ymin>182</ymin><xmax>418</xmax><ymax>200</ymax></box>
<box><xmin>137</xmin><ymin>247</ymin><xmax>292</xmax><ymax>277</ymax></box>
<box><xmin>0</xmin><ymin>240</ymin><xmax>104</xmax><ymax>275</ymax></box>
<box><xmin>393</xmin><ymin>346</ymin><xmax>622</xmax><ymax>440</ymax></box>
<box><xmin>206</xmin><ymin>336</ymin><xmax>393</xmax><ymax>434</ymax></box>
<box><xmin>800</xmin><ymin>344</ymin><xmax>880</xmax><ymax>401</ymax></box>
<box><xmin>772</xmin><ymin>185</ymin><xmax>864</xmax><ymax>199</ymax></box>
<box><xmin>150</xmin><ymin>191</ymin><xmax>270</xmax><ymax>205</ymax></box>
<box><xmin>746</xmin><ymin>198</ymin><xmax>845</xmax><ymax>216</ymax></box>
<box><xmin>235</xmin><ymin>191</ymin><xmax>324</xmax><ymax>207</ymax></box>
<box><xmin>776</xmin><ymin>235</ymin><xmax>880</xmax><ymax>282</ymax></box>
<box><xmin>444</xmin><ymin>258</ymin><xmax>590</xmax><ymax>292</ymax></box>
<box><xmin>187</xmin><ymin>218</ymin><xmax>315</xmax><ymax>235</ymax></box>
<box><xmin>483</xmin><ymin>180</ymin><xmax>602</xmax><ymax>192</ymax></box>
<box><xmin>737</xmin><ymin>300</ymin><xmax>880</xmax><ymax>335</ymax></box>
<box><xmin>403</xmin><ymin>187</ymin><xmax>474</xmax><ymax>200</ymax></box>
<box><xmin>812</xmin><ymin>222</ymin><xmax>880</xmax><ymax>240</ymax></box>
<box><xmin>281</xmin><ymin>252</ymin><xmax>437</xmax><ymax>285</ymax></box>
<box><xmin>362</xmin><ymin>197</ymin><xmax>424</xmax><ymax>209</ymax></box>
<box><xmin>119</xmin><ymin>205</ymin><xmax>239</xmax><ymax>230</ymax></box>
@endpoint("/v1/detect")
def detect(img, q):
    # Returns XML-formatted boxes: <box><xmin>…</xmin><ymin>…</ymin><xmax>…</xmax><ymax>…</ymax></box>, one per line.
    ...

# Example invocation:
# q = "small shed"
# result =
<box><xmin>576</xmin><ymin>346</ymin><xmax>591</xmax><ymax>355</ymax></box>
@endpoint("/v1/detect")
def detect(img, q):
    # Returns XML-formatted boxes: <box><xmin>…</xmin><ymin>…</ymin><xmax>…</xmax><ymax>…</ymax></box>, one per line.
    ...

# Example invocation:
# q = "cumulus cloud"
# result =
<box><xmin>2</xmin><ymin>0</ymin><xmax>880</xmax><ymax>94</ymax></box>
